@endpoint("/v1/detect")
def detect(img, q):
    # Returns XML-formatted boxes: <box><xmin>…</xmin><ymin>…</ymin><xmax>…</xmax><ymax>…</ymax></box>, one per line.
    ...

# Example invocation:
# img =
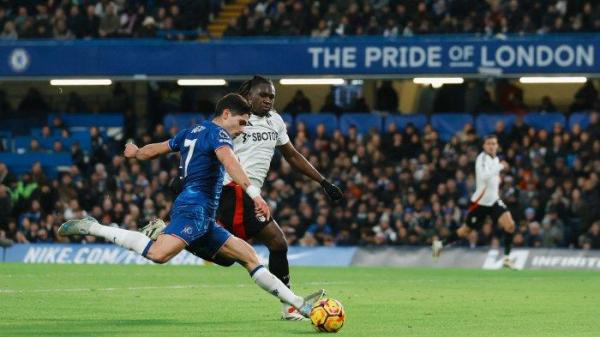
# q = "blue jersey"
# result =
<box><xmin>168</xmin><ymin>120</ymin><xmax>233</xmax><ymax>217</ymax></box>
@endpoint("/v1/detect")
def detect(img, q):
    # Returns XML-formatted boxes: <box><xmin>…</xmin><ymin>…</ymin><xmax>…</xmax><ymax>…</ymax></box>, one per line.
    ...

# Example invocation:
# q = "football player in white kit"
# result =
<box><xmin>143</xmin><ymin>76</ymin><xmax>343</xmax><ymax>319</ymax></box>
<box><xmin>432</xmin><ymin>135</ymin><xmax>517</xmax><ymax>269</ymax></box>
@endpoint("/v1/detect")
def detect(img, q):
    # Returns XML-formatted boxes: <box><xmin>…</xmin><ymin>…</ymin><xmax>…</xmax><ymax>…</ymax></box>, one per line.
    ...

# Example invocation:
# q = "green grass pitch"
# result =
<box><xmin>1</xmin><ymin>264</ymin><xmax>599</xmax><ymax>336</ymax></box>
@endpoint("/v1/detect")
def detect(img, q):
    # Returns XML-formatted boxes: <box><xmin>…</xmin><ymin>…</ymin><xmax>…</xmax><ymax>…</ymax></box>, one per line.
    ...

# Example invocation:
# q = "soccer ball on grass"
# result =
<box><xmin>309</xmin><ymin>298</ymin><xmax>345</xmax><ymax>333</ymax></box>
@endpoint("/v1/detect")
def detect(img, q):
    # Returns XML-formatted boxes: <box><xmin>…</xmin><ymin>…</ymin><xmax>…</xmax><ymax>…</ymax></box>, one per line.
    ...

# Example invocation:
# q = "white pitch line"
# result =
<box><xmin>0</xmin><ymin>281</ymin><xmax>350</xmax><ymax>294</ymax></box>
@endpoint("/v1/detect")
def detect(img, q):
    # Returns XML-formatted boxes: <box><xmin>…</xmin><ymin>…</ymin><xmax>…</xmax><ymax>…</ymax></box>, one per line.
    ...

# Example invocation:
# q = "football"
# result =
<box><xmin>310</xmin><ymin>298</ymin><xmax>346</xmax><ymax>333</ymax></box>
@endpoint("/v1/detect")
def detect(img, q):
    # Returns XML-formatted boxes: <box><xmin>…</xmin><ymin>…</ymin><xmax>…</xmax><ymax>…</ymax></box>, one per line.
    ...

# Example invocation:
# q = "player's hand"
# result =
<box><xmin>252</xmin><ymin>196</ymin><xmax>271</xmax><ymax>222</ymax></box>
<box><xmin>124</xmin><ymin>143</ymin><xmax>139</xmax><ymax>158</ymax></box>
<box><xmin>321</xmin><ymin>179</ymin><xmax>343</xmax><ymax>202</ymax></box>
<box><xmin>500</xmin><ymin>160</ymin><xmax>509</xmax><ymax>171</ymax></box>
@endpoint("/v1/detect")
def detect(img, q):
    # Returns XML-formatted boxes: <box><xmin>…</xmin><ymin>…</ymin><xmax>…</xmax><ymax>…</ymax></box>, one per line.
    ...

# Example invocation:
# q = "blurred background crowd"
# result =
<box><xmin>1</xmin><ymin>110</ymin><xmax>599</xmax><ymax>250</ymax></box>
<box><xmin>0</xmin><ymin>1</ymin><xmax>598</xmax><ymax>41</ymax></box>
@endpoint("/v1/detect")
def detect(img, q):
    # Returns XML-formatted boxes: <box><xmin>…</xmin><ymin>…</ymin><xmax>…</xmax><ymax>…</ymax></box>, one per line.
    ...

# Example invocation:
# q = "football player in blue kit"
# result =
<box><xmin>58</xmin><ymin>93</ymin><xmax>323</xmax><ymax>317</ymax></box>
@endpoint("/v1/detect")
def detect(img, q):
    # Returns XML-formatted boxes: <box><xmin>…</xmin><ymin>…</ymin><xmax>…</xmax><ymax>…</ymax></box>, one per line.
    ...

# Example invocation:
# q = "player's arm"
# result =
<box><xmin>278</xmin><ymin>142</ymin><xmax>343</xmax><ymax>202</ymax></box>
<box><xmin>215</xmin><ymin>146</ymin><xmax>270</xmax><ymax>220</ymax></box>
<box><xmin>476</xmin><ymin>155</ymin><xmax>507</xmax><ymax>181</ymax></box>
<box><xmin>124</xmin><ymin>141</ymin><xmax>171</xmax><ymax>160</ymax></box>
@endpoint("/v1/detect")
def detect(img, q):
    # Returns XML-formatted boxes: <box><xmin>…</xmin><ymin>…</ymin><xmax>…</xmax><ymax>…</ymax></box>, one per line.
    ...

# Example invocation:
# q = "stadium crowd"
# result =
<box><xmin>225</xmin><ymin>0</ymin><xmax>600</xmax><ymax>37</ymax></box>
<box><xmin>0</xmin><ymin>1</ymin><xmax>598</xmax><ymax>41</ymax></box>
<box><xmin>1</xmin><ymin>111</ymin><xmax>599</xmax><ymax>250</ymax></box>
<box><xmin>0</xmin><ymin>0</ymin><xmax>221</xmax><ymax>40</ymax></box>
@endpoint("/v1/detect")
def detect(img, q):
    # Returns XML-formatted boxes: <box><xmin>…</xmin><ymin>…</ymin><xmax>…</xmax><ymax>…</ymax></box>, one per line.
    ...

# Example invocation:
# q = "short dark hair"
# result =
<box><xmin>238</xmin><ymin>75</ymin><xmax>273</xmax><ymax>98</ymax></box>
<box><xmin>215</xmin><ymin>93</ymin><xmax>251</xmax><ymax>117</ymax></box>
<box><xmin>483</xmin><ymin>134</ymin><xmax>498</xmax><ymax>142</ymax></box>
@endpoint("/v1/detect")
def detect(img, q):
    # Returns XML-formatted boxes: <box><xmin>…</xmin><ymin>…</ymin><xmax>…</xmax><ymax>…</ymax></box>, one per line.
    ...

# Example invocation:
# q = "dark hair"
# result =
<box><xmin>238</xmin><ymin>75</ymin><xmax>273</xmax><ymax>98</ymax></box>
<box><xmin>483</xmin><ymin>134</ymin><xmax>498</xmax><ymax>141</ymax></box>
<box><xmin>215</xmin><ymin>93</ymin><xmax>251</xmax><ymax>116</ymax></box>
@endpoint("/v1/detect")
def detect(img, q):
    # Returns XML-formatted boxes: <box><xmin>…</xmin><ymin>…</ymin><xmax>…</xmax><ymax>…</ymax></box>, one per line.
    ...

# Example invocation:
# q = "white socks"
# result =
<box><xmin>251</xmin><ymin>265</ymin><xmax>304</xmax><ymax>309</ymax></box>
<box><xmin>89</xmin><ymin>223</ymin><xmax>151</xmax><ymax>255</ymax></box>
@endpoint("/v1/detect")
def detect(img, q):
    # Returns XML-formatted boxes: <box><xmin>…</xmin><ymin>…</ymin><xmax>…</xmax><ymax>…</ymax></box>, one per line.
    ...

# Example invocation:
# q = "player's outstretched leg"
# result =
<box><xmin>217</xmin><ymin>235</ymin><xmax>324</xmax><ymax>318</ymax></box>
<box><xmin>58</xmin><ymin>216</ymin><xmax>183</xmax><ymax>264</ymax></box>
<box><xmin>255</xmin><ymin>220</ymin><xmax>303</xmax><ymax>320</ymax></box>
<box><xmin>498</xmin><ymin>211</ymin><xmax>517</xmax><ymax>270</ymax></box>
<box><xmin>432</xmin><ymin>225</ymin><xmax>471</xmax><ymax>258</ymax></box>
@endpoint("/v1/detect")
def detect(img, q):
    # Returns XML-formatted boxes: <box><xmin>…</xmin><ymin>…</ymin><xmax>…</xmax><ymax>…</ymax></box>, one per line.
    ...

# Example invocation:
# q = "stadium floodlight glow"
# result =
<box><xmin>177</xmin><ymin>79</ymin><xmax>227</xmax><ymax>86</ymax></box>
<box><xmin>279</xmin><ymin>78</ymin><xmax>346</xmax><ymax>85</ymax></box>
<box><xmin>50</xmin><ymin>79</ymin><xmax>112</xmax><ymax>86</ymax></box>
<box><xmin>413</xmin><ymin>77</ymin><xmax>464</xmax><ymax>88</ymax></box>
<box><xmin>518</xmin><ymin>77</ymin><xmax>587</xmax><ymax>84</ymax></box>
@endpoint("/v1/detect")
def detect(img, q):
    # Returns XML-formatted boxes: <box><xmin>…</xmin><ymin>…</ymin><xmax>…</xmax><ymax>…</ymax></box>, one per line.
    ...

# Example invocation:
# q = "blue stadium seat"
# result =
<box><xmin>31</xmin><ymin>128</ymin><xmax>61</xmax><ymax>138</ymax></box>
<box><xmin>431</xmin><ymin>114</ymin><xmax>474</xmax><ymax>141</ymax></box>
<box><xmin>14</xmin><ymin>136</ymin><xmax>37</xmax><ymax>152</ymax></box>
<box><xmin>280</xmin><ymin>113</ymin><xmax>294</xmax><ymax>130</ymax></box>
<box><xmin>164</xmin><ymin>113</ymin><xmax>205</xmax><ymax>130</ymax></box>
<box><xmin>48</xmin><ymin>113</ymin><xmax>124</xmax><ymax>128</ymax></box>
<box><xmin>475</xmin><ymin>114</ymin><xmax>516</xmax><ymax>136</ymax></box>
<box><xmin>39</xmin><ymin>132</ymin><xmax>92</xmax><ymax>151</ymax></box>
<box><xmin>384</xmin><ymin>114</ymin><xmax>427</xmax><ymax>132</ymax></box>
<box><xmin>0</xmin><ymin>152</ymin><xmax>72</xmax><ymax>177</ymax></box>
<box><xmin>523</xmin><ymin>113</ymin><xmax>565</xmax><ymax>131</ymax></box>
<box><xmin>0</xmin><ymin>118</ymin><xmax>44</xmax><ymax>134</ymax></box>
<box><xmin>14</xmin><ymin>131</ymin><xmax>92</xmax><ymax>153</ymax></box>
<box><xmin>296</xmin><ymin>113</ymin><xmax>338</xmax><ymax>136</ymax></box>
<box><xmin>339</xmin><ymin>113</ymin><xmax>382</xmax><ymax>136</ymax></box>
<box><xmin>569</xmin><ymin>112</ymin><xmax>590</xmax><ymax>129</ymax></box>
<box><xmin>69</xmin><ymin>130</ymin><xmax>92</xmax><ymax>149</ymax></box>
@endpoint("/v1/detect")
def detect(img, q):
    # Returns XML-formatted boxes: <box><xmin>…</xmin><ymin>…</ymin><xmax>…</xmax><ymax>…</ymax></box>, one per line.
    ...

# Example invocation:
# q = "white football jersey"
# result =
<box><xmin>223</xmin><ymin>111</ymin><xmax>290</xmax><ymax>188</ymax></box>
<box><xmin>471</xmin><ymin>152</ymin><xmax>503</xmax><ymax>206</ymax></box>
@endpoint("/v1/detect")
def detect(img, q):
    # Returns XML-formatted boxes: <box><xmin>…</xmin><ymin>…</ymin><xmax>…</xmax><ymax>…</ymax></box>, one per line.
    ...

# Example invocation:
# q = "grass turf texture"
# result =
<box><xmin>1</xmin><ymin>264</ymin><xmax>599</xmax><ymax>336</ymax></box>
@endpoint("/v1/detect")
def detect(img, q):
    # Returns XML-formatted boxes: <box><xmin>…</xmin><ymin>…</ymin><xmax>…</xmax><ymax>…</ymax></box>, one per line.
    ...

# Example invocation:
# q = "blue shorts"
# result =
<box><xmin>163</xmin><ymin>204</ymin><xmax>232</xmax><ymax>259</ymax></box>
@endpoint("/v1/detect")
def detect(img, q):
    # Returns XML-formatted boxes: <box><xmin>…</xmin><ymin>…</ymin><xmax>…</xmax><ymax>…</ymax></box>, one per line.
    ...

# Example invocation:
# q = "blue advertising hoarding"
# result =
<box><xmin>3</xmin><ymin>244</ymin><xmax>600</xmax><ymax>270</ymax></box>
<box><xmin>0</xmin><ymin>35</ymin><xmax>598</xmax><ymax>77</ymax></box>
<box><xmin>2</xmin><ymin>244</ymin><xmax>356</xmax><ymax>267</ymax></box>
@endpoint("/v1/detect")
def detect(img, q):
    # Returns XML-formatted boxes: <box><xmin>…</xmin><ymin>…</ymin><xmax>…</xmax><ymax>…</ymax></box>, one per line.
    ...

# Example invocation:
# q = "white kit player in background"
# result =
<box><xmin>433</xmin><ymin>135</ymin><xmax>517</xmax><ymax>269</ymax></box>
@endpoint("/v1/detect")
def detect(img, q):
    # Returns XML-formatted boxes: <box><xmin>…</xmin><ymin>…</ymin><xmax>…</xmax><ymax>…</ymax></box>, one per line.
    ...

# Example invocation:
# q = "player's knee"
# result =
<box><xmin>150</xmin><ymin>255</ymin><xmax>170</xmax><ymax>264</ymax></box>
<box><xmin>266</xmin><ymin>235</ymin><xmax>288</xmax><ymax>253</ymax></box>
<box><xmin>147</xmin><ymin>250</ymin><xmax>172</xmax><ymax>264</ymax></box>
<box><xmin>505</xmin><ymin>221</ymin><xmax>516</xmax><ymax>233</ymax></box>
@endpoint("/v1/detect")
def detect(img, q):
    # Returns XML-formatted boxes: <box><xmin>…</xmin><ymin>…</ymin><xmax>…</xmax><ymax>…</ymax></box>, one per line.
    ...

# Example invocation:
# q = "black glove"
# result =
<box><xmin>321</xmin><ymin>179</ymin><xmax>343</xmax><ymax>202</ymax></box>
<box><xmin>169</xmin><ymin>175</ymin><xmax>184</xmax><ymax>195</ymax></box>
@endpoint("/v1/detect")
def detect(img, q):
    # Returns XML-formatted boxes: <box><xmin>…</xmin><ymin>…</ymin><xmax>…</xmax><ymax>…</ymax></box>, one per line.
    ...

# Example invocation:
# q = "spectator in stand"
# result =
<box><xmin>0</xmin><ymin>0</ymin><xmax>596</xmax><ymax>41</ymax></box>
<box><xmin>139</xmin><ymin>16</ymin><xmax>157</xmax><ymax>37</ymax></box>
<box><xmin>311</xmin><ymin>19</ymin><xmax>330</xmax><ymax>37</ymax></box>
<box><xmin>81</xmin><ymin>5</ymin><xmax>100</xmax><ymax>38</ymax></box>
<box><xmin>221</xmin><ymin>1</ymin><xmax>600</xmax><ymax>38</ymax></box>
<box><xmin>53</xmin><ymin>17</ymin><xmax>74</xmax><ymax>39</ymax></box>
<box><xmin>375</xmin><ymin>81</ymin><xmax>399</xmax><ymax>113</ymax></box>
<box><xmin>319</xmin><ymin>93</ymin><xmax>343</xmax><ymax>115</ymax></box>
<box><xmin>580</xmin><ymin>222</ymin><xmax>600</xmax><ymax>250</ymax></box>
<box><xmin>0</xmin><ymin>184</ymin><xmax>12</xmax><ymax>228</ymax></box>
<box><xmin>538</xmin><ymin>96</ymin><xmax>558</xmax><ymax>113</ymax></box>
<box><xmin>1</xmin><ymin>20</ymin><xmax>17</xmax><ymax>40</ymax></box>
<box><xmin>284</xmin><ymin>90</ymin><xmax>312</xmax><ymax>115</ymax></box>
<box><xmin>67</xmin><ymin>5</ymin><xmax>85</xmax><ymax>39</ymax></box>
<box><xmin>98</xmin><ymin>2</ymin><xmax>119</xmax><ymax>37</ymax></box>
<box><xmin>304</xmin><ymin>214</ymin><xmax>334</xmax><ymax>246</ymax></box>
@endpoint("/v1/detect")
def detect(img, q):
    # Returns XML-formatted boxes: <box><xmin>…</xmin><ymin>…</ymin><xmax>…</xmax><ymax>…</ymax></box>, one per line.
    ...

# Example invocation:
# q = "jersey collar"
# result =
<box><xmin>252</xmin><ymin>110</ymin><xmax>272</xmax><ymax>118</ymax></box>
